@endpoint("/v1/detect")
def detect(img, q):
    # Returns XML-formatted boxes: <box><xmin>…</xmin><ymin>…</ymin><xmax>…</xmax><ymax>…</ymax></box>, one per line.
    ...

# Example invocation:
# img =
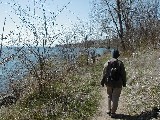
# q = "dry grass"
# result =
<box><xmin>122</xmin><ymin>48</ymin><xmax>160</xmax><ymax>115</ymax></box>
<box><xmin>0</xmin><ymin>57</ymin><xmax>102</xmax><ymax>120</ymax></box>
<box><xmin>0</xmin><ymin>48</ymin><xmax>159</xmax><ymax>119</ymax></box>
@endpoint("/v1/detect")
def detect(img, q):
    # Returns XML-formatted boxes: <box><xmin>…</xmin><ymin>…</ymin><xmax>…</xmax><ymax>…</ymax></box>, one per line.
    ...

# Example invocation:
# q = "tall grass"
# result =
<box><xmin>0</xmin><ymin>54</ymin><xmax>107</xmax><ymax>120</ymax></box>
<box><xmin>122</xmin><ymin>49</ymin><xmax>160</xmax><ymax>115</ymax></box>
<box><xmin>1</xmin><ymin>48</ymin><xmax>159</xmax><ymax>119</ymax></box>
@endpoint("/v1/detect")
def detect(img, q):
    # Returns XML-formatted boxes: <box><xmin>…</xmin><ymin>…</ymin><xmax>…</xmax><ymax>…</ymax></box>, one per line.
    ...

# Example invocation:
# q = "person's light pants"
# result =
<box><xmin>107</xmin><ymin>86</ymin><xmax>122</xmax><ymax>113</ymax></box>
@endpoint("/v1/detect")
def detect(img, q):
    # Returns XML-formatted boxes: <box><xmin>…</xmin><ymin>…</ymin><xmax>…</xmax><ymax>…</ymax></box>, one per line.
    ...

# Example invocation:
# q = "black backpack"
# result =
<box><xmin>107</xmin><ymin>60</ymin><xmax>120</xmax><ymax>81</ymax></box>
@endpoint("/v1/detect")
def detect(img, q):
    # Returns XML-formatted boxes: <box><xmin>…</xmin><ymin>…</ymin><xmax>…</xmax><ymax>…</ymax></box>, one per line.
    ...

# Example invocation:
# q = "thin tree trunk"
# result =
<box><xmin>116</xmin><ymin>0</ymin><xmax>126</xmax><ymax>50</ymax></box>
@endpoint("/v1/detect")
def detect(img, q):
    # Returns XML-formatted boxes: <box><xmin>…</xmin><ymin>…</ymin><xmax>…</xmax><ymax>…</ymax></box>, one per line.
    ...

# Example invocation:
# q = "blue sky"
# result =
<box><xmin>0</xmin><ymin>0</ymin><xmax>92</xmax><ymax>46</ymax></box>
<box><xmin>55</xmin><ymin>0</ymin><xmax>92</xmax><ymax>25</ymax></box>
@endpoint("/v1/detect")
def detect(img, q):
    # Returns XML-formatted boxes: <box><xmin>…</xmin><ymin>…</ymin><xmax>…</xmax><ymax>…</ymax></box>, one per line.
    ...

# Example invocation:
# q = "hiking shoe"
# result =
<box><xmin>111</xmin><ymin>113</ymin><xmax>116</xmax><ymax>118</ymax></box>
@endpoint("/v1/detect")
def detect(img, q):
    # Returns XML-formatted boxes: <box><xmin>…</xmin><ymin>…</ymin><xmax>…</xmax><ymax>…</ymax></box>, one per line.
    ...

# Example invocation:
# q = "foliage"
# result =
<box><xmin>91</xmin><ymin>0</ymin><xmax>160</xmax><ymax>51</ymax></box>
<box><xmin>122</xmin><ymin>49</ymin><xmax>160</xmax><ymax>115</ymax></box>
<box><xmin>0</xmin><ymin>56</ymin><xmax>104</xmax><ymax>120</ymax></box>
<box><xmin>77</xmin><ymin>54</ymin><xmax>88</xmax><ymax>67</ymax></box>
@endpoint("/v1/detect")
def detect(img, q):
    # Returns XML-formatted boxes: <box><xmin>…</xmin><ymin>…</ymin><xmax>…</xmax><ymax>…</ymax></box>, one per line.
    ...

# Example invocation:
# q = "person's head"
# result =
<box><xmin>112</xmin><ymin>49</ymin><xmax>120</xmax><ymax>59</ymax></box>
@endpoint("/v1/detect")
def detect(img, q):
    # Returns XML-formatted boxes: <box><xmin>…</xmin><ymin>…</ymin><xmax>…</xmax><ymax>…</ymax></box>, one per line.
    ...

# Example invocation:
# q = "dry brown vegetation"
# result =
<box><xmin>123</xmin><ymin>48</ymin><xmax>160</xmax><ymax>115</ymax></box>
<box><xmin>92</xmin><ymin>48</ymin><xmax>160</xmax><ymax>120</ymax></box>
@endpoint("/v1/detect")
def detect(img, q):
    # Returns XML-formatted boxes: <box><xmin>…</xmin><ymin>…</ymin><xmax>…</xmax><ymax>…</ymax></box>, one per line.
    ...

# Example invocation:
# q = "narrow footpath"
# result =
<box><xmin>92</xmin><ymin>87</ymin><xmax>128</xmax><ymax>120</ymax></box>
<box><xmin>92</xmin><ymin>49</ymin><xmax>160</xmax><ymax>120</ymax></box>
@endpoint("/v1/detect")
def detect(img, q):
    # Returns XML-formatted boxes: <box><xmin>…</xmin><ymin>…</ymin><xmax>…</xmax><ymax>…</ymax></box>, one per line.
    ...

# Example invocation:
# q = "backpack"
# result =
<box><xmin>107</xmin><ymin>60</ymin><xmax>120</xmax><ymax>81</ymax></box>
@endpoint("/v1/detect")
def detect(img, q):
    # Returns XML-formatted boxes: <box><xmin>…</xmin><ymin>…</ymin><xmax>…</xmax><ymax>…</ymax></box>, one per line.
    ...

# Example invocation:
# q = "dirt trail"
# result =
<box><xmin>91</xmin><ymin>56</ymin><xmax>128</xmax><ymax>120</ymax></box>
<box><xmin>92</xmin><ymin>49</ymin><xmax>160</xmax><ymax>120</ymax></box>
<box><xmin>92</xmin><ymin>87</ymin><xmax>128</xmax><ymax>120</ymax></box>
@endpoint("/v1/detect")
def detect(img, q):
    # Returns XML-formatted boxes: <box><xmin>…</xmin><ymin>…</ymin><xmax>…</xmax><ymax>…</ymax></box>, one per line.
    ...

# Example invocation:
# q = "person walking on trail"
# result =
<box><xmin>101</xmin><ymin>49</ymin><xmax>126</xmax><ymax>118</ymax></box>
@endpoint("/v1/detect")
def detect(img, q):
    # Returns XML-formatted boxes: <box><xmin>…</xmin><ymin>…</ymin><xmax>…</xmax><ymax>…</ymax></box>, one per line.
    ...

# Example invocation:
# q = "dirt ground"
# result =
<box><xmin>92</xmin><ymin>87</ymin><xmax>129</xmax><ymax>120</ymax></box>
<box><xmin>92</xmin><ymin>85</ymin><xmax>160</xmax><ymax>120</ymax></box>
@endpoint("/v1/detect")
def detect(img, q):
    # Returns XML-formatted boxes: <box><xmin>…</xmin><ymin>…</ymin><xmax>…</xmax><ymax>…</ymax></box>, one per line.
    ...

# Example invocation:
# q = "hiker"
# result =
<box><xmin>101</xmin><ymin>49</ymin><xmax>126</xmax><ymax>118</ymax></box>
<box><xmin>90</xmin><ymin>50</ymin><xmax>96</xmax><ymax>64</ymax></box>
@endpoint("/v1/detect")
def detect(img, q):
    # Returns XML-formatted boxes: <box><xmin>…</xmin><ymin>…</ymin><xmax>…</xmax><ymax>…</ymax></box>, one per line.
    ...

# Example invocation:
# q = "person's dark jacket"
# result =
<box><xmin>101</xmin><ymin>58</ymin><xmax>126</xmax><ymax>88</ymax></box>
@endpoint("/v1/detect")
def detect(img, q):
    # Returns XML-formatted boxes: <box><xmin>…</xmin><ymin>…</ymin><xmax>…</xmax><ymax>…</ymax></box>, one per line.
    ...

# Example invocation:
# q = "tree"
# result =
<box><xmin>91</xmin><ymin>0</ymin><xmax>160</xmax><ymax>51</ymax></box>
<box><xmin>0</xmin><ymin>0</ymin><xmax>71</xmax><ymax>95</ymax></box>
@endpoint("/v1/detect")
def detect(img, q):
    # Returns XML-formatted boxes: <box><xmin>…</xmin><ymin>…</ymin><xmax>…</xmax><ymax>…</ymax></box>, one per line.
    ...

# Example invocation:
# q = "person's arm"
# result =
<box><xmin>120</xmin><ymin>62</ymin><xmax>126</xmax><ymax>87</ymax></box>
<box><xmin>101</xmin><ymin>62</ymin><xmax>109</xmax><ymax>87</ymax></box>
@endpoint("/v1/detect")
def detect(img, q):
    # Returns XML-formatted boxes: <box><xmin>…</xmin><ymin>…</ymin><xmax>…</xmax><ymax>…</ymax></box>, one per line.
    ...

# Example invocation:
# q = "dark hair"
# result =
<box><xmin>112</xmin><ymin>49</ymin><xmax>120</xmax><ymax>58</ymax></box>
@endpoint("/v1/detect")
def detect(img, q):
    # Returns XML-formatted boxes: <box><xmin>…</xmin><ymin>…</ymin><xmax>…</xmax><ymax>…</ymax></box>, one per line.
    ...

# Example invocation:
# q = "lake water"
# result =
<box><xmin>0</xmin><ymin>46</ymin><xmax>108</xmax><ymax>92</ymax></box>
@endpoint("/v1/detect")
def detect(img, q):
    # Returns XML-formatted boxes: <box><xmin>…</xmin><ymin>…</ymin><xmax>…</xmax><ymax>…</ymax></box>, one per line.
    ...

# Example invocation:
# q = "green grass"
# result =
<box><xmin>0</xmin><ymin>55</ymin><xmax>109</xmax><ymax>120</ymax></box>
<box><xmin>2</xmin><ymin>49</ymin><xmax>159</xmax><ymax>119</ymax></box>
